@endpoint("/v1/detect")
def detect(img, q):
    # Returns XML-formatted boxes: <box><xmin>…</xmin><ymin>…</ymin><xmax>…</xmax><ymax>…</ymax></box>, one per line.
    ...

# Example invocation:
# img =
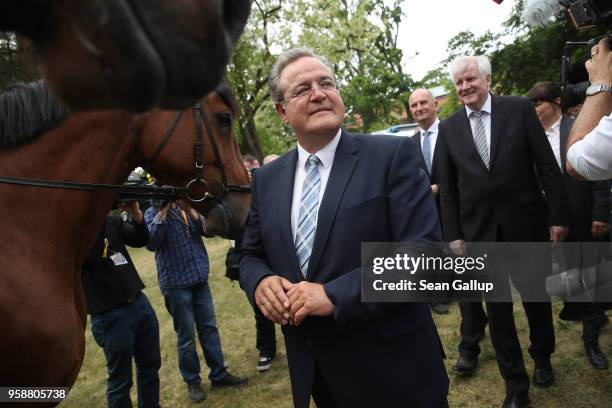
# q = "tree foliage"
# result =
<box><xmin>422</xmin><ymin>0</ymin><xmax>610</xmax><ymax>115</ymax></box>
<box><xmin>227</xmin><ymin>0</ymin><xmax>414</xmax><ymax>159</ymax></box>
<box><xmin>0</xmin><ymin>32</ymin><xmax>37</xmax><ymax>89</ymax></box>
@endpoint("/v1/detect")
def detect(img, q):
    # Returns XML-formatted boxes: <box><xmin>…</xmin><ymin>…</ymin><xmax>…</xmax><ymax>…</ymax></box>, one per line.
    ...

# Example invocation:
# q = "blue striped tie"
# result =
<box><xmin>422</xmin><ymin>130</ymin><xmax>432</xmax><ymax>174</ymax></box>
<box><xmin>295</xmin><ymin>155</ymin><xmax>321</xmax><ymax>277</ymax></box>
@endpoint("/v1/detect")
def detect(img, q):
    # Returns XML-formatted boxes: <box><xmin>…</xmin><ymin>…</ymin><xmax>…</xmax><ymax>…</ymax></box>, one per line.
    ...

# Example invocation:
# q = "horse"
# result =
<box><xmin>0</xmin><ymin>0</ymin><xmax>251</xmax><ymax>111</ymax></box>
<box><xmin>0</xmin><ymin>80</ymin><xmax>251</xmax><ymax>393</ymax></box>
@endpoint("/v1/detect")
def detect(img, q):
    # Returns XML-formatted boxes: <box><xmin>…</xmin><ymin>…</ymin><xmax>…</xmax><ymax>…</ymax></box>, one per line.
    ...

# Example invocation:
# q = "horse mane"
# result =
<box><xmin>0</xmin><ymin>80</ymin><xmax>70</xmax><ymax>148</ymax></box>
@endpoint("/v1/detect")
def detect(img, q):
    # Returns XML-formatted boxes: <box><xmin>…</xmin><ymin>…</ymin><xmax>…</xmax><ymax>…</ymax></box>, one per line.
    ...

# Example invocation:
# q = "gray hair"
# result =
<box><xmin>448</xmin><ymin>56</ymin><xmax>491</xmax><ymax>81</ymax></box>
<box><xmin>269</xmin><ymin>47</ymin><xmax>336</xmax><ymax>103</ymax></box>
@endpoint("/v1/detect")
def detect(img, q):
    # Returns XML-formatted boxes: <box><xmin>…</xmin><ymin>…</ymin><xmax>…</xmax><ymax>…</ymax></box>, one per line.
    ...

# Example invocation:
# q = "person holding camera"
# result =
<box><xmin>144</xmin><ymin>198</ymin><xmax>247</xmax><ymax>403</ymax></box>
<box><xmin>82</xmin><ymin>199</ymin><xmax>161</xmax><ymax>408</ymax></box>
<box><xmin>567</xmin><ymin>37</ymin><xmax>612</xmax><ymax>180</ymax></box>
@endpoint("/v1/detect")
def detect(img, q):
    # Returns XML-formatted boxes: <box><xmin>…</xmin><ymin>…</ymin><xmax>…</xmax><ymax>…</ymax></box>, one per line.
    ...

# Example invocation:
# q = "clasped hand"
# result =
<box><xmin>254</xmin><ymin>276</ymin><xmax>335</xmax><ymax>326</ymax></box>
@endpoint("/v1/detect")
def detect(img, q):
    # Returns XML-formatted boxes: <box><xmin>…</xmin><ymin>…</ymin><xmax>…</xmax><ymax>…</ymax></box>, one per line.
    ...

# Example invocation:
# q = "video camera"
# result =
<box><xmin>523</xmin><ymin>1</ymin><xmax>611</xmax><ymax>107</ymax></box>
<box><xmin>561</xmin><ymin>35</ymin><xmax>611</xmax><ymax>108</ymax></box>
<box><xmin>559</xmin><ymin>0</ymin><xmax>612</xmax><ymax>107</ymax></box>
<box><xmin>565</xmin><ymin>0</ymin><xmax>612</xmax><ymax>29</ymax></box>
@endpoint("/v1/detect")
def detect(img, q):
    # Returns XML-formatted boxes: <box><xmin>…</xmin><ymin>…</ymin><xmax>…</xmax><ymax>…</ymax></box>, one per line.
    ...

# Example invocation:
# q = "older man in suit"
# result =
<box><xmin>239</xmin><ymin>47</ymin><xmax>448</xmax><ymax>408</ymax></box>
<box><xmin>438</xmin><ymin>56</ymin><xmax>569</xmax><ymax>408</ymax></box>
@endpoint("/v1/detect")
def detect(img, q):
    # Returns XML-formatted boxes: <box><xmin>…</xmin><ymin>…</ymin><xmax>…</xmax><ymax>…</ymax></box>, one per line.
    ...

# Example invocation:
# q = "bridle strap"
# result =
<box><xmin>193</xmin><ymin>103</ymin><xmax>205</xmax><ymax>179</ymax></box>
<box><xmin>197</xmin><ymin>104</ymin><xmax>229</xmax><ymax>191</ymax></box>
<box><xmin>142</xmin><ymin>110</ymin><xmax>184</xmax><ymax>171</ymax></box>
<box><xmin>0</xmin><ymin>101</ymin><xmax>251</xmax><ymax>201</ymax></box>
<box><xmin>0</xmin><ymin>175</ymin><xmax>184</xmax><ymax>199</ymax></box>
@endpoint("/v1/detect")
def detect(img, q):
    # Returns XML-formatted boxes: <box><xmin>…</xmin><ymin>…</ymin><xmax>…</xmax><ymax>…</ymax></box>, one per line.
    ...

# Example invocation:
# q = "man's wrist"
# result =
<box><xmin>586</xmin><ymin>83</ymin><xmax>612</xmax><ymax>97</ymax></box>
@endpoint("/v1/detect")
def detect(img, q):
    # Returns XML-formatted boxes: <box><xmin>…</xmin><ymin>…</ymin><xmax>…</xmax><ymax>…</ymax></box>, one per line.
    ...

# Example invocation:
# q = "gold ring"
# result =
<box><xmin>262</xmin><ymin>298</ymin><xmax>270</xmax><ymax>304</ymax></box>
<box><xmin>592</xmin><ymin>49</ymin><xmax>600</xmax><ymax>57</ymax></box>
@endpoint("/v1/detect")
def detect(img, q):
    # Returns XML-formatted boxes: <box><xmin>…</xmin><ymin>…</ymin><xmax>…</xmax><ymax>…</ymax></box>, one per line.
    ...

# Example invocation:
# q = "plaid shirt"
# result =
<box><xmin>144</xmin><ymin>205</ymin><xmax>209</xmax><ymax>289</ymax></box>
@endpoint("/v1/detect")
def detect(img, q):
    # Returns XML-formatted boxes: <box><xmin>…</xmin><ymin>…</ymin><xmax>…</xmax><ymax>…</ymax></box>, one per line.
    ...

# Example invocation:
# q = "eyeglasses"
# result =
<box><xmin>283</xmin><ymin>79</ymin><xmax>338</xmax><ymax>101</ymax></box>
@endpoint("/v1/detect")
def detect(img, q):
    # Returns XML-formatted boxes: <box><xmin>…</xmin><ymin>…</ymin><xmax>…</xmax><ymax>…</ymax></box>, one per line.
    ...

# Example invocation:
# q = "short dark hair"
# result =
<box><xmin>527</xmin><ymin>82</ymin><xmax>561</xmax><ymax>104</ymax></box>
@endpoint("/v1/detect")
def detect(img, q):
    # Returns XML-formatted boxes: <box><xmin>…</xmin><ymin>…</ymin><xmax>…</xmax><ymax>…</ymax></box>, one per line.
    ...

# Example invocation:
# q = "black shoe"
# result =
<box><xmin>585</xmin><ymin>343</ymin><xmax>609</xmax><ymax>369</ymax></box>
<box><xmin>211</xmin><ymin>372</ymin><xmax>248</xmax><ymax>388</ymax></box>
<box><xmin>256</xmin><ymin>355</ymin><xmax>274</xmax><ymax>372</ymax></box>
<box><xmin>502</xmin><ymin>392</ymin><xmax>530</xmax><ymax>408</ymax></box>
<box><xmin>430</xmin><ymin>302</ymin><xmax>449</xmax><ymax>315</ymax></box>
<box><xmin>532</xmin><ymin>362</ymin><xmax>554</xmax><ymax>388</ymax></box>
<box><xmin>452</xmin><ymin>355</ymin><xmax>478</xmax><ymax>376</ymax></box>
<box><xmin>187</xmin><ymin>382</ymin><xmax>207</xmax><ymax>402</ymax></box>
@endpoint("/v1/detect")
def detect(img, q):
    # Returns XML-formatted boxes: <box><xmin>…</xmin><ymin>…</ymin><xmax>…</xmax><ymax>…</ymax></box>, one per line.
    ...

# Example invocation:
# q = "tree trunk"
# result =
<box><xmin>239</xmin><ymin>114</ymin><xmax>263</xmax><ymax>162</ymax></box>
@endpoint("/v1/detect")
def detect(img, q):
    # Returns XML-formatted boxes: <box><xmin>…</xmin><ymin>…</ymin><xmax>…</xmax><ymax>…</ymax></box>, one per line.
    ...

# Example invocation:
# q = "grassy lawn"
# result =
<box><xmin>60</xmin><ymin>237</ymin><xmax>612</xmax><ymax>407</ymax></box>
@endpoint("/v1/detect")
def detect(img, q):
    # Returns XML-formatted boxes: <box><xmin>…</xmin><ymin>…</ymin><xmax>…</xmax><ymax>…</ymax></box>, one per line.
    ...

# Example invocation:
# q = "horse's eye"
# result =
<box><xmin>215</xmin><ymin>113</ymin><xmax>232</xmax><ymax>128</ymax></box>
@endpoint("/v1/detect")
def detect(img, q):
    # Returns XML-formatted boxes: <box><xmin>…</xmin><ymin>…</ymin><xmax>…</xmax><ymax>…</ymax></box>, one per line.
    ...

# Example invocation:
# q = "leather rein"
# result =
<box><xmin>0</xmin><ymin>103</ymin><xmax>251</xmax><ymax>204</ymax></box>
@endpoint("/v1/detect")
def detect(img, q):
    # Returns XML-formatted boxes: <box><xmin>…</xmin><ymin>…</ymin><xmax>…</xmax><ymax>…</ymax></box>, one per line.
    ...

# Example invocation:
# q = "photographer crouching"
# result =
<box><xmin>567</xmin><ymin>36</ymin><xmax>612</xmax><ymax>180</ymax></box>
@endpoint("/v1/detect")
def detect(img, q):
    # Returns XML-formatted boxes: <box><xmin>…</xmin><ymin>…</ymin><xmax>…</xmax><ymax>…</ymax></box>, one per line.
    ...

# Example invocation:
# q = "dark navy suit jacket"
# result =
<box><xmin>239</xmin><ymin>130</ymin><xmax>449</xmax><ymax>408</ymax></box>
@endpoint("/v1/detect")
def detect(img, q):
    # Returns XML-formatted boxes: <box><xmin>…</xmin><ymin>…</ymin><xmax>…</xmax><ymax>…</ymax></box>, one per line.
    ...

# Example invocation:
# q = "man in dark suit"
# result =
<box><xmin>239</xmin><ymin>47</ymin><xmax>449</xmax><ymax>408</ymax></box>
<box><xmin>528</xmin><ymin>81</ymin><xmax>610</xmax><ymax>370</ymax></box>
<box><xmin>410</xmin><ymin>88</ymin><xmax>490</xmax><ymax>363</ymax></box>
<box><xmin>438</xmin><ymin>56</ymin><xmax>569</xmax><ymax>408</ymax></box>
<box><xmin>409</xmin><ymin>88</ymin><xmax>453</xmax><ymax>316</ymax></box>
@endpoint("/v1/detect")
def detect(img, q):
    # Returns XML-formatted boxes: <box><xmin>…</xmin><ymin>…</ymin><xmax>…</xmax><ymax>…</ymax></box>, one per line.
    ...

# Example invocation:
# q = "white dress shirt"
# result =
<box><xmin>545</xmin><ymin>116</ymin><xmax>562</xmax><ymax>170</ymax></box>
<box><xmin>417</xmin><ymin>118</ymin><xmax>440</xmax><ymax>166</ymax></box>
<box><xmin>291</xmin><ymin>129</ymin><xmax>341</xmax><ymax>240</ymax></box>
<box><xmin>567</xmin><ymin>112</ymin><xmax>612</xmax><ymax>180</ymax></box>
<box><xmin>465</xmin><ymin>93</ymin><xmax>492</xmax><ymax>152</ymax></box>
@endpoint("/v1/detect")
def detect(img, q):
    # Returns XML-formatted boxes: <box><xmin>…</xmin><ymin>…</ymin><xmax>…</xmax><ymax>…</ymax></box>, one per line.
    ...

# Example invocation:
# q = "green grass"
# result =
<box><xmin>61</xmin><ymin>237</ymin><xmax>612</xmax><ymax>407</ymax></box>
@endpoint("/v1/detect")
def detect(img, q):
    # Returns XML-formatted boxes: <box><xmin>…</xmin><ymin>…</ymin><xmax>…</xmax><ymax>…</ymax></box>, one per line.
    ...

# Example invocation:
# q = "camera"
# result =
<box><xmin>117</xmin><ymin>172</ymin><xmax>147</xmax><ymax>203</ymax></box>
<box><xmin>561</xmin><ymin>35</ymin><xmax>611</xmax><ymax>110</ymax></box>
<box><xmin>566</xmin><ymin>0</ymin><xmax>612</xmax><ymax>29</ymax></box>
<box><xmin>559</xmin><ymin>0</ymin><xmax>612</xmax><ymax>108</ymax></box>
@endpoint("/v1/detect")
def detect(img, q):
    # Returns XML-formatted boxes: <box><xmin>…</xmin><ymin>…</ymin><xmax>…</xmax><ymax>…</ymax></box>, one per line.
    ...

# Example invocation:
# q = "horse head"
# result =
<box><xmin>0</xmin><ymin>0</ymin><xmax>250</xmax><ymax>111</ymax></box>
<box><xmin>137</xmin><ymin>81</ymin><xmax>251</xmax><ymax>239</ymax></box>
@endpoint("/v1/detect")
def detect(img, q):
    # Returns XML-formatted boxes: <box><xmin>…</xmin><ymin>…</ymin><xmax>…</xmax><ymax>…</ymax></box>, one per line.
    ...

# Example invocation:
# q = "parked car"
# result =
<box><xmin>370</xmin><ymin>123</ymin><xmax>418</xmax><ymax>137</ymax></box>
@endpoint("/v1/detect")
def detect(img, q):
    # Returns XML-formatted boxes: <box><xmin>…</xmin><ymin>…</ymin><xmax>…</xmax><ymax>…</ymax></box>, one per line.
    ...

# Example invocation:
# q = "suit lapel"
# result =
<box><xmin>560</xmin><ymin>116</ymin><xmax>571</xmax><ymax>172</ymax></box>
<box><xmin>277</xmin><ymin>150</ymin><xmax>304</xmax><ymax>281</ymax></box>
<box><xmin>489</xmin><ymin>95</ymin><xmax>502</xmax><ymax>168</ymax></box>
<box><xmin>431</xmin><ymin>132</ymin><xmax>440</xmax><ymax>180</ymax></box>
<box><xmin>306</xmin><ymin>130</ymin><xmax>359</xmax><ymax>279</ymax></box>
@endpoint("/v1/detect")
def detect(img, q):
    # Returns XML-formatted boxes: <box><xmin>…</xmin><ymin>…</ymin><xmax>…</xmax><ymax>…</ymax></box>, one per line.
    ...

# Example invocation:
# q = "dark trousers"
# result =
<box><xmin>583</xmin><ymin>312</ymin><xmax>609</xmax><ymax>345</ymax></box>
<box><xmin>312</xmin><ymin>364</ymin><xmax>338</xmax><ymax>408</ymax></box>
<box><xmin>255</xmin><ymin>312</ymin><xmax>276</xmax><ymax>357</ymax></box>
<box><xmin>486</xmin><ymin>300</ymin><xmax>554</xmax><ymax>394</ymax></box>
<box><xmin>91</xmin><ymin>293</ymin><xmax>161</xmax><ymax>408</ymax></box>
<box><xmin>458</xmin><ymin>301</ymin><xmax>488</xmax><ymax>358</ymax></box>
<box><xmin>485</xmin><ymin>228</ymin><xmax>555</xmax><ymax>394</ymax></box>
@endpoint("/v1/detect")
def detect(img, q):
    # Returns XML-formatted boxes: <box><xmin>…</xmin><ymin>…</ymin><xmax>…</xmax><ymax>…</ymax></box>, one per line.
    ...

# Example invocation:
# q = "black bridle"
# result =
<box><xmin>0</xmin><ymin>102</ymin><xmax>251</xmax><ymax>204</ymax></box>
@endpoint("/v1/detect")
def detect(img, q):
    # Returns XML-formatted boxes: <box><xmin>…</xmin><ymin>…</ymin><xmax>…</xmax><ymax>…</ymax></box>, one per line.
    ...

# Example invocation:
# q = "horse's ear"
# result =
<box><xmin>274</xmin><ymin>102</ymin><xmax>288</xmax><ymax>123</ymax></box>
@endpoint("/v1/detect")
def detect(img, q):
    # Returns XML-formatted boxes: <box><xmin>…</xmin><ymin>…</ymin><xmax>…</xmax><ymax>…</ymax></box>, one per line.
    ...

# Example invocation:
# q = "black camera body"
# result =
<box><xmin>559</xmin><ymin>0</ymin><xmax>612</xmax><ymax>109</ymax></box>
<box><xmin>117</xmin><ymin>172</ymin><xmax>147</xmax><ymax>203</ymax></box>
<box><xmin>561</xmin><ymin>34</ymin><xmax>611</xmax><ymax>109</ymax></box>
<box><xmin>566</xmin><ymin>0</ymin><xmax>612</xmax><ymax>29</ymax></box>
